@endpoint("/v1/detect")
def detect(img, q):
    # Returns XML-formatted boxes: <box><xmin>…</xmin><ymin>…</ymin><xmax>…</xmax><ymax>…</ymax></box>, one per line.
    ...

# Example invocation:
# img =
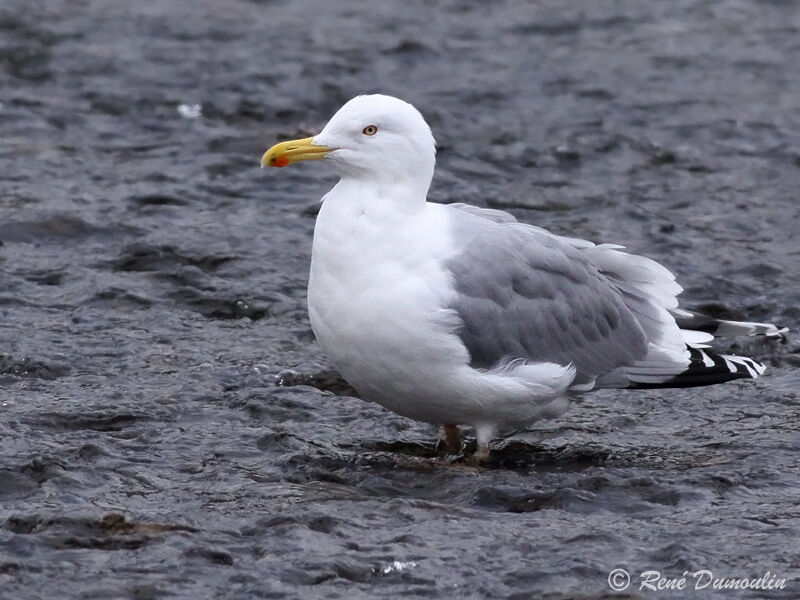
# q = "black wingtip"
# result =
<box><xmin>628</xmin><ymin>347</ymin><xmax>765</xmax><ymax>389</ymax></box>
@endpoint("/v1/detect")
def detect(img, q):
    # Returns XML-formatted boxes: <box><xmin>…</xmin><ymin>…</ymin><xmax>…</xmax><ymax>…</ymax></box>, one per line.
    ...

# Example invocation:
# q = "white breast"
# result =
<box><xmin>307</xmin><ymin>183</ymin><xmax>469</xmax><ymax>420</ymax></box>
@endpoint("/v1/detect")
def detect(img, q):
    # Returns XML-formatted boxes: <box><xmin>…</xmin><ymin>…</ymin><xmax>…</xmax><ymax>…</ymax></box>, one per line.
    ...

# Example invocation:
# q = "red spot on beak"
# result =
<box><xmin>273</xmin><ymin>156</ymin><xmax>289</xmax><ymax>168</ymax></box>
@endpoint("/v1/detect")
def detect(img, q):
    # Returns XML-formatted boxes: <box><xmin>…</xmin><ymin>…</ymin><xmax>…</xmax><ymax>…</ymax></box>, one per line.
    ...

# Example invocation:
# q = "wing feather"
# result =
<box><xmin>445</xmin><ymin>207</ymin><xmax>649</xmax><ymax>384</ymax></box>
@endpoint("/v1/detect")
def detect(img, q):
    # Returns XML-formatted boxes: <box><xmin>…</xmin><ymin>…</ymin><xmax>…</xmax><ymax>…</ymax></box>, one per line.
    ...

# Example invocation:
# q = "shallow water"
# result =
<box><xmin>1</xmin><ymin>1</ymin><xmax>799</xmax><ymax>598</ymax></box>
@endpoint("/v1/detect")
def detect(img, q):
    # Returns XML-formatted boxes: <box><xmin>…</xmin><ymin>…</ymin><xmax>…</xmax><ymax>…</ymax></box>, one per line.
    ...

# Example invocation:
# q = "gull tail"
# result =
<box><xmin>672</xmin><ymin>310</ymin><xmax>788</xmax><ymax>341</ymax></box>
<box><xmin>627</xmin><ymin>311</ymin><xmax>787</xmax><ymax>388</ymax></box>
<box><xmin>627</xmin><ymin>347</ymin><xmax>766</xmax><ymax>389</ymax></box>
<box><xmin>596</xmin><ymin>312</ymin><xmax>787</xmax><ymax>390</ymax></box>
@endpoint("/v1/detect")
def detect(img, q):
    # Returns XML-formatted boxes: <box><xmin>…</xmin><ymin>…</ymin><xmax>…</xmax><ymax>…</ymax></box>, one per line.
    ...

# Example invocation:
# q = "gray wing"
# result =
<box><xmin>446</xmin><ymin>206</ymin><xmax>649</xmax><ymax>384</ymax></box>
<box><xmin>446</xmin><ymin>202</ymin><xmax>519</xmax><ymax>224</ymax></box>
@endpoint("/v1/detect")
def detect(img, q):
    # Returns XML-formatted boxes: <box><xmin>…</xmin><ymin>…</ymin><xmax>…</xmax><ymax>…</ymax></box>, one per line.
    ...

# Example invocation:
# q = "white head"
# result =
<box><xmin>262</xmin><ymin>95</ymin><xmax>436</xmax><ymax>198</ymax></box>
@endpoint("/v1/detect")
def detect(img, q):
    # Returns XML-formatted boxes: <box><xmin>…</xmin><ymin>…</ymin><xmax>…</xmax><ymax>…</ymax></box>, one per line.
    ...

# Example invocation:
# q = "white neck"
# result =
<box><xmin>326</xmin><ymin>175</ymin><xmax>429</xmax><ymax>218</ymax></box>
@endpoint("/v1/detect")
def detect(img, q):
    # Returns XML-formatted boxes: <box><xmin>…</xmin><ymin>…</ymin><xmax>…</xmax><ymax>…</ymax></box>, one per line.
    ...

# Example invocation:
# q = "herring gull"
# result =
<box><xmin>261</xmin><ymin>94</ymin><xmax>786</xmax><ymax>462</ymax></box>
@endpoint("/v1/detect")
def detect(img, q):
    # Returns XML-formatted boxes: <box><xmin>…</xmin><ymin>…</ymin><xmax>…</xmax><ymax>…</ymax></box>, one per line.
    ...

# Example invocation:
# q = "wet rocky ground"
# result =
<box><xmin>1</xmin><ymin>1</ymin><xmax>799</xmax><ymax>598</ymax></box>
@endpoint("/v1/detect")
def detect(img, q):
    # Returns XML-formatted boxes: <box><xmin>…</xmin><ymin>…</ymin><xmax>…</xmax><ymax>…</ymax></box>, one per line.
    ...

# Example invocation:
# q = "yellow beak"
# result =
<box><xmin>260</xmin><ymin>137</ymin><xmax>331</xmax><ymax>168</ymax></box>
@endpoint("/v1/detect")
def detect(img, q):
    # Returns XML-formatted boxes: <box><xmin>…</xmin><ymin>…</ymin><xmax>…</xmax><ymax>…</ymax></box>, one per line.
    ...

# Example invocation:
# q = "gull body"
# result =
<box><xmin>262</xmin><ymin>94</ymin><xmax>783</xmax><ymax>460</ymax></box>
<box><xmin>309</xmin><ymin>180</ymin><xmax>570</xmax><ymax>448</ymax></box>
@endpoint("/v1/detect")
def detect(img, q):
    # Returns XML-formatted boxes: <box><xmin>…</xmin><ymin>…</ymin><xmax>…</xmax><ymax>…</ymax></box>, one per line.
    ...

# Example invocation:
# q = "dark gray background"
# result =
<box><xmin>1</xmin><ymin>1</ymin><xmax>798</xmax><ymax>598</ymax></box>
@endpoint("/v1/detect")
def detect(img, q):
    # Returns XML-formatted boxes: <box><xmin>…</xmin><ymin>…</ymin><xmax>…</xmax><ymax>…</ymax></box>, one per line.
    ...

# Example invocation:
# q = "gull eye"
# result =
<box><xmin>362</xmin><ymin>125</ymin><xmax>378</xmax><ymax>136</ymax></box>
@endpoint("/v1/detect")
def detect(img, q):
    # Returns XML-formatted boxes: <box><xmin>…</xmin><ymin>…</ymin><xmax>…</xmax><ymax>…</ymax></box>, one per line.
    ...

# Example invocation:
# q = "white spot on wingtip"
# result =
<box><xmin>177</xmin><ymin>103</ymin><xmax>202</xmax><ymax>119</ymax></box>
<box><xmin>698</xmin><ymin>349</ymin><xmax>715</xmax><ymax>367</ymax></box>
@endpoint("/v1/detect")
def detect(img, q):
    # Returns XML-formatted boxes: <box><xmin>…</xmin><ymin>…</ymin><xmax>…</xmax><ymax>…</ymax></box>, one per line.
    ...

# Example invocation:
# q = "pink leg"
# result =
<box><xmin>439</xmin><ymin>424</ymin><xmax>463</xmax><ymax>455</ymax></box>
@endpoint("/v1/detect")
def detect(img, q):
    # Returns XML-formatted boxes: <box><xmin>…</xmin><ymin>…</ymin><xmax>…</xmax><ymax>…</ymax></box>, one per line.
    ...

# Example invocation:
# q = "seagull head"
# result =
<box><xmin>262</xmin><ymin>94</ymin><xmax>436</xmax><ymax>195</ymax></box>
